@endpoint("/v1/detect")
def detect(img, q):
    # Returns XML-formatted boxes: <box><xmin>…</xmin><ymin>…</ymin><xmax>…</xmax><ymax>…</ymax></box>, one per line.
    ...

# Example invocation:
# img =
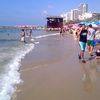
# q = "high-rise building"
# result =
<box><xmin>60</xmin><ymin>3</ymin><xmax>90</xmax><ymax>22</ymax></box>
<box><xmin>60</xmin><ymin>13</ymin><xmax>68</xmax><ymax>22</ymax></box>
<box><xmin>61</xmin><ymin>12</ymin><xmax>71</xmax><ymax>22</ymax></box>
<box><xmin>72</xmin><ymin>9</ymin><xmax>79</xmax><ymax>20</ymax></box>
<box><xmin>79</xmin><ymin>4</ymin><xmax>88</xmax><ymax>15</ymax></box>
<box><xmin>67</xmin><ymin>12</ymin><xmax>71</xmax><ymax>21</ymax></box>
<box><xmin>83</xmin><ymin>4</ymin><xmax>88</xmax><ymax>14</ymax></box>
<box><xmin>70</xmin><ymin>10</ymin><xmax>74</xmax><ymax>20</ymax></box>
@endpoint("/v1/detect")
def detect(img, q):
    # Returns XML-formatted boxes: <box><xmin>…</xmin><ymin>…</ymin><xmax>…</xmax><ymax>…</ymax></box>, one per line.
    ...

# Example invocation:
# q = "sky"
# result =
<box><xmin>0</xmin><ymin>0</ymin><xmax>100</xmax><ymax>26</ymax></box>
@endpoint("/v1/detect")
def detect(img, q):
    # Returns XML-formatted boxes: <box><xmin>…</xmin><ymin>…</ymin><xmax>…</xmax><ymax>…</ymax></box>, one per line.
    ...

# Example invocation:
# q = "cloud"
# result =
<box><xmin>42</xmin><ymin>5</ymin><xmax>53</xmax><ymax>16</ymax></box>
<box><xmin>43</xmin><ymin>10</ymin><xmax>48</xmax><ymax>14</ymax></box>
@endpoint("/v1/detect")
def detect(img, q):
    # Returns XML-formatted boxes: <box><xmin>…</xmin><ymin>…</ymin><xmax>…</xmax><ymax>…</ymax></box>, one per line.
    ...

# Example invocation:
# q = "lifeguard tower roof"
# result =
<box><xmin>47</xmin><ymin>16</ymin><xmax>63</xmax><ymax>28</ymax></box>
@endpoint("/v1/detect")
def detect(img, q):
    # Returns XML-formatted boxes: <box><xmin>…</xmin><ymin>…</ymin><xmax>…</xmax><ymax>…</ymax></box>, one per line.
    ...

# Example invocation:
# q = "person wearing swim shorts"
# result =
<box><xmin>87</xmin><ymin>24</ymin><xmax>95</xmax><ymax>59</ymax></box>
<box><xmin>78</xmin><ymin>24</ymin><xmax>88</xmax><ymax>63</ymax></box>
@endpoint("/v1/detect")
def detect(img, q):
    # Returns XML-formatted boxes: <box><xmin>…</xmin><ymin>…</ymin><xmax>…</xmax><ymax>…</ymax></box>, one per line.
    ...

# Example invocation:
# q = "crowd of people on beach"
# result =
<box><xmin>60</xmin><ymin>24</ymin><xmax>100</xmax><ymax>63</ymax></box>
<box><xmin>72</xmin><ymin>24</ymin><xmax>100</xmax><ymax>63</ymax></box>
<box><xmin>20</xmin><ymin>24</ymin><xmax>100</xmax><ymax>63</ymax></box>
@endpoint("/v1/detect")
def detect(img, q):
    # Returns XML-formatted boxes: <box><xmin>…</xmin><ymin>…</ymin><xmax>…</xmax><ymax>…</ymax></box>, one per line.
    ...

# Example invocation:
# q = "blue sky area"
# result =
<box><xmin>0</xmin><ymin>0</ymin><xmax>100</xmax><ymax>26</ymax></box>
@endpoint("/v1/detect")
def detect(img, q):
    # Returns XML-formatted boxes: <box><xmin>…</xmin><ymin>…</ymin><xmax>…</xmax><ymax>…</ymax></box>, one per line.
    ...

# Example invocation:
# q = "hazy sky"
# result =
<box><xmin>0</xmin><ymin>0</ymin><xmax>100</xmax><ymax>26</ymax></box>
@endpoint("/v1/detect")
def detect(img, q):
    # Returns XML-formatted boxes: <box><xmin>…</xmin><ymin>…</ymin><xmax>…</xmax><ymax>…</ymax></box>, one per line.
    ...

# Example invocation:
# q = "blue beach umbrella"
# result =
<box><xmin>92</xmin><ymin>21</ymin><xmax>100</xmax><ymax>25</ymax></box>
<box><xmin>79</xmin><ymin>22</ymin><xmax>92</xmax><ymax>25</ymax></box>
<box><xmin>85</xmin><ymin>22</ymin><xmax>90</xmax><ymax>25</ymax></box>
<box><xmin>79</xmin><ymin>22</ymin><xmax>86</xmax><ymax>24</ymax></box>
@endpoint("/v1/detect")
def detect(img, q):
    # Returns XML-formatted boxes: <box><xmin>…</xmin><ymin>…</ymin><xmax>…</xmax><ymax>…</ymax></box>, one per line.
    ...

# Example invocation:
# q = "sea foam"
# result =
<box><xmin>0</xmin><ymin>43</ymin><xmax>34</xmax><ymax>100</ymax></box>
<box><xmin>35</xmin><ymin>33</ymin><xmax>60</xmax><ymax>39</ymax></box>
<box><xmin>0</xmin><ymin>32</ymin><xmax>59</xmax><ymax>100</ymax></box>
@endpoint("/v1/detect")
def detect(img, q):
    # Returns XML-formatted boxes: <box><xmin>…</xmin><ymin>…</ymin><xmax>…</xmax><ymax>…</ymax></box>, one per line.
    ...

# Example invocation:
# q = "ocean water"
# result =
<box><xmin>0</xmin><ymin>28</ymin><xmax>60</xmax><ymax>100</ymax></box>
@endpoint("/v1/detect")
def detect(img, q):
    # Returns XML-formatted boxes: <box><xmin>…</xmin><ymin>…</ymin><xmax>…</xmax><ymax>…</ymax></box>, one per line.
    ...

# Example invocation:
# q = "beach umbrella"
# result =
<box><xmin>91</xmin><ymin>24</ymin><xmax>99</xmax><ymax>28</ymax></box>
<box><xmin>92</xmin><ymin>21</ymin><xmax>100</xmax><ymax>25</ymax></box>
<box><xmin>79</xmin><ymin>22</ymin><xmax>92</xmax><ymax>25</ymax></box>
<box><xmin>85</xmin><ymin>22</ymin><xmax>92</xmax><ymax>25</ymax></box>
<box><xmin>79</xmin><ymin>22</ymin><xmax>86</xmax><ymax>24</ymax></box>
<box><xmin>72</xmin><ymin>24</ymin><xmax>80</xmax><ymax>29</ymax></box>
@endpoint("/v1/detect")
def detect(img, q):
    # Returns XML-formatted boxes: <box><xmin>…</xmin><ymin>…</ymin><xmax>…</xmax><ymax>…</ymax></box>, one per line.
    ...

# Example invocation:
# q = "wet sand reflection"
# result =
<box><xmin>81</xmin><ymin>59</ymin><xmax>100</xmax><ymax>94</ymax></box>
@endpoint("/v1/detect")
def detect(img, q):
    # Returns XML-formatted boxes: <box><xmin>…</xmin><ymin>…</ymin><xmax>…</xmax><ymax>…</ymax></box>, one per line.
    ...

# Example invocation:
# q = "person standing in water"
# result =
<box><xmin>29</xmin><ymin>28</ymin><xmax>35</xmax><ymax>42</ymax></box>
<box><xmin>78</xmin><ymin>24</ymin><xmax>88</xmax><ymax>63</ymax></box>
<box><xmin>20</xmin><ymin>29</ymin><xmax>25</xmax><ymax>43</ymax></box>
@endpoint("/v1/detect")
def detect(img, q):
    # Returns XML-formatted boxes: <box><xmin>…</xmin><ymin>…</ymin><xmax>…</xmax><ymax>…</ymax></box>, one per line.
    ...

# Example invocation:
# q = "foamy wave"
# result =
<box><xmin>0</xmin><ymin>43</ymin><xmax>35</xmax><ymax>100</ymax></box>
<box><xmin>35</xmin><ymin>33</ymin><xmax>60</xmax><ymax>39</ymax></box>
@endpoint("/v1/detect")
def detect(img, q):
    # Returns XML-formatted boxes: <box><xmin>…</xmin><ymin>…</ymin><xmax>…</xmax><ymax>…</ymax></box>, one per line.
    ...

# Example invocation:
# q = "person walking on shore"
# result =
<box><xmin>87</xmin><ymin>24</ymin><xmax>95</xmax><ymax>59</ymax></box>
<box><xmin>78</xmin><ymin>24</ymin><xmax>88</xmax><ymax>63</ymax></box>
<box><xmin>60</xmin><ymin>27</ymin><xmax>64</xmax><ymax>37</ymax></box>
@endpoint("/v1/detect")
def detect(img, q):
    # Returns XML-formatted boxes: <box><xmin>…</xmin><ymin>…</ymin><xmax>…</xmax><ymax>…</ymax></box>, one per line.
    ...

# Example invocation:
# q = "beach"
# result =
<box><xmin>14</xmin><ymin>32</ymin><xmax>100</xmax><ymax>100</ymax></box>
<box><xmin>0</xmin><ymin>1</ymin><xmax>100</xmax><ymax>100</ymax></box>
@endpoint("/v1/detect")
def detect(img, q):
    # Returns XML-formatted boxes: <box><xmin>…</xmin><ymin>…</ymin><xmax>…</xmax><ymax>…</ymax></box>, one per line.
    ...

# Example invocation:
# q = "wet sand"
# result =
<box><xmin>14</xmin><ymin>34</ymin><xmax>100</xmax><ymax>100</ymax></box>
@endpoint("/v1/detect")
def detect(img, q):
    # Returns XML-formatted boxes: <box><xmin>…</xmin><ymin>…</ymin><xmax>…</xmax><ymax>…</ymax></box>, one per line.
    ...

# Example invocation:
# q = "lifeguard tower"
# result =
<box><xmin>47</xmin><ymin>16</ymin><xmax>63</xmax><ymax>28</ymax></box>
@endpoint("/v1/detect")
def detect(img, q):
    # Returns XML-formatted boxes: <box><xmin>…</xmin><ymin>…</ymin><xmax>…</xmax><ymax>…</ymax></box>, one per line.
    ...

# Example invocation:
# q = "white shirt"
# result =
<box><xmin>87</xmin><ymin>28</ymin><xmax>95</xmax><ymax>40</ymax></box>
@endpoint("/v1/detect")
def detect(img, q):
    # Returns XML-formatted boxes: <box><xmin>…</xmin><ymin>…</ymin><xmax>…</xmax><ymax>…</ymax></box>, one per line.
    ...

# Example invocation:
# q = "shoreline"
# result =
<box><xmin>14</xmin><ymin>34</ymin><xmax>100</xmax><ymax>100</ymax></box>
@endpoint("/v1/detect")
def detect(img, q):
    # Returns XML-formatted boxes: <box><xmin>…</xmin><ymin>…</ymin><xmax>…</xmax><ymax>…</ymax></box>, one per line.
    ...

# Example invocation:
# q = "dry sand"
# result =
<box><xmin>14</xmin><ymin>34</ymin><xmax>100</xmax><ymax>100</ymax></box>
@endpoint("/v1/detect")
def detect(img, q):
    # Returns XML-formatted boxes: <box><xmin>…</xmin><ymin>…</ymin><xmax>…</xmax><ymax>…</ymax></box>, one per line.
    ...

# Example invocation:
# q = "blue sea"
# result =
<box><xmin>0</xmin><ymin>27</ymin><xmax>59</xmax><ymax>100</ymax></box>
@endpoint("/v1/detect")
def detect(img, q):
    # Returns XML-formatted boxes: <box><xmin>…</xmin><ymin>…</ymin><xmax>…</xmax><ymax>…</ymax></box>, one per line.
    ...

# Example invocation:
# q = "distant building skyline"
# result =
<box><xmin>61</xmin><ymin>3</ymin><xmax>92</xmax><ymax>22</ymax></box>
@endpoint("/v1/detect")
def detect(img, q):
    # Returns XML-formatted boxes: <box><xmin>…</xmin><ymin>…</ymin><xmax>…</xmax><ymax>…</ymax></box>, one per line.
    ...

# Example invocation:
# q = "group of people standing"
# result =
<box><xmin>20</xmin><ymin>29</ymin><xmax>33</xmax><ymax>43</ymax></box>
<box><xmin>77</xmin><ymin>24</ymin><xmax>100</xmax><ymax>63</ymax></box>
